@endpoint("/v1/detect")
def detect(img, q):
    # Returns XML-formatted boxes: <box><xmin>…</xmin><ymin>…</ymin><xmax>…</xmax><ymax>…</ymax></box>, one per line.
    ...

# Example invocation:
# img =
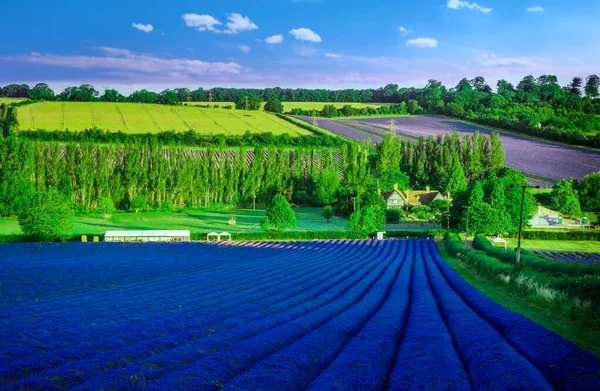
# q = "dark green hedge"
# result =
<box><xmin>521</xmin><ymin>230</ymin><xmax>600</xmax><ymax>241</ymax></box>
<box><xmin>472</xmin><ymin>234</ymin><xmax>600</xmax><ymax>277</ymax></box>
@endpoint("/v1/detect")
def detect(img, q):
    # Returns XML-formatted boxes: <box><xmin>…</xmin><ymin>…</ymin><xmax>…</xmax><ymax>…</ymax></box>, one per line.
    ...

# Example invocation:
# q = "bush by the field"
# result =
<box><xmin>521</xmin><ymin>229</ymin><xmax>600</xmax><ymax>241</ymax></box>
<box><xmin>445</xmin><ymin>233</ymin><xmax>600</xmax><ymax>318</ymax></box>
<box><xmin>472</xmin><ymin>234</ymin><xmax>600</xmax><ymax>277</ymax></box>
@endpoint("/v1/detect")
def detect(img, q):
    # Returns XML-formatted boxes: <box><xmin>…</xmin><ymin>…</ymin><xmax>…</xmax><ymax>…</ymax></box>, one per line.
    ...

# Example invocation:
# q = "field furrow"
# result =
<box><xmin>0</xmin><ymin>239</ymin><xmax>598</xmax><ymax>390</ymax></box>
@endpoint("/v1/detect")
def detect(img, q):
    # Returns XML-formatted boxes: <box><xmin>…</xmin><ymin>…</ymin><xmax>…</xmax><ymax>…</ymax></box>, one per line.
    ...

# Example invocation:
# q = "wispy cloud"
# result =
<box><xmin>289</xmin><ymin>28</ymin><xmax>322</xmax><ymax>43</ymax></box>
<box><xmin>132</xmin><ymin>23</ymin><xmax>154</xmax><ymax>33</ymax></box>
<box><xmin>265</xmin><ymin>34</ymin><xmax>284</xmax><ymax>44</ymax></box>
<box><xmin>447</xmin><ymin>0</ymin><xmax>492</xmax><ymax>13</ymax></box>
<box><xmin>526</xmin><ymin>6</ymin><xmax>544</xmax><ymax>12</ymax></box>
<box><xmin>238</xmin><ymin>45</ymin><xmax>251</xmax><ymax>54</ymax></box>
<box><xmin>182</xmin><ymin>13</ymin><xmax>257</xmax><ymax>34</ymax></box>
<box><xmin>479</xmin><ymin>53</ymin><xmax>536</xmax><ymax>68</ymax></box>
<box><xmin>324</xmin><ymin>52</ymin><xmax>387</xmax><ymax>63</ymax></box>
<box><xmin>406</xmin><ymin>38</ymin><xmax>438</xmax><ymax>48</ymax></box>
<box><xmin>2</xmin><ymin>47</ymin><xmax>243</xmax><ymax>78</ymax></box>
<box><xmin>398</xmin><ymin>26</ymin><xmax>413</xmax><ymax>37</ymax></box>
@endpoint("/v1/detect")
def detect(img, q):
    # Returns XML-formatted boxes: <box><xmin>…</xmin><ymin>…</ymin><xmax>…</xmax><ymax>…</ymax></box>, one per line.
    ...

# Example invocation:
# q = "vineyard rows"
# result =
<box><xmin>0</xmin><ymin>240</ymin><xmax>598</xmax><ymax>390</ymax></box>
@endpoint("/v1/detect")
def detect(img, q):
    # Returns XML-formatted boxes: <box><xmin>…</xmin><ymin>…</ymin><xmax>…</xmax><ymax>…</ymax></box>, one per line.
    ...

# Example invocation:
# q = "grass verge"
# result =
<box><xmin>438</xmin><ymin>240</ymin><xmax>600</xmax><ymax>357</ymax></box>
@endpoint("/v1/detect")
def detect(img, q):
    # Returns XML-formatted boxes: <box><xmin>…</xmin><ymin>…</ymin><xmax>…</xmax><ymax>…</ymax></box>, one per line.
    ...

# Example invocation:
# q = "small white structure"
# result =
<box><xmin>376</xmin><ymin>231</ymin><xmax>386</xmax><ymax>240</ymax></box>
<box><xmin>105</xmin><ymin>230</ymin><xmax>190</xmax><ymax>242</ymax></box>
<box><xmin>207</xmin><ymin>231</ymin><xmax>232</xmax><ymax>242</ymax></box>
<box><xmin>490</xmin><ymin>237</ymin><xmax>507</xmax><ymax>249</ymax></box>
<box><xmin>207</xmin><ymin>232</ymin><xmax>220</xmax><ymax>241</ymax></box>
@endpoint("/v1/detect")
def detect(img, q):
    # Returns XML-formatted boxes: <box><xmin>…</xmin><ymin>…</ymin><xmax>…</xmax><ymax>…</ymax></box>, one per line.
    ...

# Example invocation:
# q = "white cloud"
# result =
<box><xmin>325</xmin><ymin>53</ymin><xmax>341</xmax><ymax>58</ymax></box>
<box><xmin>406</xmin><ymin>38</ymin><xmax>438</xmax><ymax>48</ymax></box>
<box><xmin>294</xmin><ymin>46</ymin><xmax>319</xmax><ymax>56</ymax></box>
<box><xmin>182</xmin><ymin>13</ymin><xmax>257</xmax><ymax>34</ymax></box>
<box><xmin>224</xmin><ymin>13</ymin><xmax>258</xmax><ymax>34</ymax></box>
<box><xmin>265</xmin><ymin>34</ymin><xmax>284</xmax><ymax>44</ymax></box>
<box><xmin>398</xmin><ymin>26</ymin><xmax>413</xmax><ymax>37</ymax></box>
<box><xmin>526</xmin><ymin>6</ymin><xmax>544</xmax><ymax>12</ymax></box>
<box><xmin>3</xmin><ymin>47</ymin><xmax>243</xmax><ymax>77</ymax></box>
<box><xmin>182</xmin><ymin>14</ymin><xmax>221</xmax><ymax>32</ymax></box>
<box><xmin>132</xmin><ymin>23</ymin><xmax>154</xmax><ymax>33</ymax></box>
<box><xmin>238</xmin><ymin>45</ymin><xmax>251</xmax><ymax>54</ymax></box>
<box><xmin>447</xmin><ymin>0</ymin><xmax>492</xmax><ymax>13</ymax></box>
<box><xmin>480</xmin><ymin>53</ymin><xmax>536</xmax><ymax>67</ymax></box>
<box><xmin>289</xmin><ymin>28</ymin><xmax>322</xmax><ymax>43</ymax></box>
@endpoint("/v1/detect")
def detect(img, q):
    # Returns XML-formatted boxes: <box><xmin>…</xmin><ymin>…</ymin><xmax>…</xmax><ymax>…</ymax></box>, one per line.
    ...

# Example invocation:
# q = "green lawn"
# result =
<box><xmin>16</xmin><ymin>102</ymin><xmax>311</xmax><ymax>135</ymax></box>
<box><xmin>505</xmin><ymin>239</ymin><xmax>600</xmax><ymax>253</ymax></box>
<box><xmin>0</xmin><ymin>207</ymin><xmax>348</xmax><ymax>236</ymax></box>
<box><xmin>438</xmin><ymin>242</ymin><xmax>600</xmax><ymax>356</ymax></box>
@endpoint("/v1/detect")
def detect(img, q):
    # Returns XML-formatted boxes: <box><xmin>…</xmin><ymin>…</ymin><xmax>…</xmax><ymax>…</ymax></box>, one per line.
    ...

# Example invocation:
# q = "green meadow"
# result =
<box><xmin>15</xmin><ymin>101</ymin><xmax>312</xmax><ymax>135</ymax></box>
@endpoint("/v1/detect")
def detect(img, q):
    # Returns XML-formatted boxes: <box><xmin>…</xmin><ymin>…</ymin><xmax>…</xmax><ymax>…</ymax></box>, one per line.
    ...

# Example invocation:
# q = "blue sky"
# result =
<box><xmin>1</xmin><ymin>0</ymin><xmax>598</xmax><ymax>92</ymax></box>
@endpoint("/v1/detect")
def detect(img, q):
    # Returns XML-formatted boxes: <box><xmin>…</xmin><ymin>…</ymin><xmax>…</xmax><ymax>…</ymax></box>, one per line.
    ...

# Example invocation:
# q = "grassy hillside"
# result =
<box><xmin>16</xmin><ymin>102</ymin><xmax>312</xmax><ymax>135</ymax></box>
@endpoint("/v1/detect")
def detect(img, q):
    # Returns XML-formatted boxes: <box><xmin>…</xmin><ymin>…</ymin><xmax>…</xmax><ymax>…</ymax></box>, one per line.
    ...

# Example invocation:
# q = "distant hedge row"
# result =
<box><xmin>521</xmin><ymin>229</ymin><xmax>600</xmax><ymax>241</ymax></box>
<box><xmin>0</xmin><ymin>229</ymin><xmax>446</xmax><ymax>244</ymax></box>
<box><xmin>16</xmin><ymin>128</ymin><xmax>346</xmax><ymax>148</ymax></box>
<box><xmin>444</xmin><ymin>233</ymin><xmax>600</xmax><ymax>318</ymax></box>
<box><xmin>472</xmin><ymin>234</ymin><xmax>599</xmax><ymax>277</ymax></box>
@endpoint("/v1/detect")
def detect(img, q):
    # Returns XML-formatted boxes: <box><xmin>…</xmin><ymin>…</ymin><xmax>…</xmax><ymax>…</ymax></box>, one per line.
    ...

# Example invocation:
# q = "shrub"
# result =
<box><xmin>96</xmin><ymin>197</ymin><xmax>116</xmax><ymax>217</ymax></box>
<box><xmin>17</xmin><ymin>189</ymin><xmax>73</xmax><ymax>240</ymax></box>
<box><xmin>130</xmin><ymin>196</ymin><xmax>147</xmax><ymax>213</ymax></box>
<box><xmin>322</xmin><ymin>206</ymin><xmax>334</xmax><ymax>223</ymax></box>
<box><xmin>264</xmin><ymin>98</ymin><xmax>284</xmax><ymax>114</ymax></box>
<box><xmin>385</xmin><ymin>209</ymin><xmax>404</xmax><ymax>224</ymax></box>
<box><xmin>261</xmin><ymin>194</ymin><xmax>296</xmax><ymax>231</ymax></box>
<box><xmin>292</xmin><ymin>191</ymin><xmax>311</xmax><ymax>206</ymax></box>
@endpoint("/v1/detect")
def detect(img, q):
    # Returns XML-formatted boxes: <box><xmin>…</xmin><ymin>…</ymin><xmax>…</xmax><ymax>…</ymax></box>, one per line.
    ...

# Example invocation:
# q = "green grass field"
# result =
<box><xmin>16</xmin><ymin>102</ymin><xmax>311</xmax><ymax>135</ymax></box>
<box><xmin>505</xmin><ymin>239</ymin><xmax>600</xmax><ymax>253</ymax></box>
<box><xmin>0</xmin><ymin>97</ymin><xmax>27</xmax><ymax>105</ymax></box>
<box><xmin>0</xmin><ymin>207</ymin><xmax>348</xmax><ymax>236</ymax></box>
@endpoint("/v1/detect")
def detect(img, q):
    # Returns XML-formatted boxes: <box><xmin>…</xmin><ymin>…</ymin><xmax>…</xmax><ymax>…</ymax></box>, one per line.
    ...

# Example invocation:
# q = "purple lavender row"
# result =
<box><xmin>293</xmin><ymin>116</ymin><xmax>381</xmax><ymax>142</ymax></box>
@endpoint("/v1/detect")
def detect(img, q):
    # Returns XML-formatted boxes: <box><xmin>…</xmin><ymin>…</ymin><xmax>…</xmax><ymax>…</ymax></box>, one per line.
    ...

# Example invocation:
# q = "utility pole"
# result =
<box><xmin>389</xmin><ymin>119</ymin><xmax>396</xmax><ymax>136</ymax></box>
<box><xmin>510</xmin><ymin>184</ymin><xmax>539</xmax><ymax>265</ymax></box>
<box><xmin>464</xmin><ymin>206</ymin><xmax>470</xmax><ymax>247</ymax></box>
<box><xmin>208</xmin><ymin>90</ymin><xmax>214</xmax><ymax>105</ymax></box>
<box><xmin>311</xmin><ymin>110</ymin><xmax>318</xmax><ymax>126</ymax></box>
<box><xmin>244</xmin><ymin>96</ymin><xmax>250</xmax><ymax>111</ymax></box>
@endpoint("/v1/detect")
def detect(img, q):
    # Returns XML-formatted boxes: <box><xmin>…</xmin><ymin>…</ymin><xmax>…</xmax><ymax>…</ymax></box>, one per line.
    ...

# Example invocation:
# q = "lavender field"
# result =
<box><xmin>334</xmin><ymin>115</ymin><xmax>600</xmax><ymax>182</ymax></box>
<box><xmin>2</xmin><ymin>240</ymin><xmax>599</xmax><ymax>389</ymax></box>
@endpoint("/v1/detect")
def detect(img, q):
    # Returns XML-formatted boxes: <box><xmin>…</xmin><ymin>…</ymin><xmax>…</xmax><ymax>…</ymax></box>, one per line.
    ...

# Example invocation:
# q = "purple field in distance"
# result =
<box><xmin>294</xmin><ymin>116</ymin><xmax>381</xmax><ymax>142</ymax></box>
<box><xmin>346</xmin><ymin>115</ymin><xmax>600</xmax><ymax>182</ymax></box>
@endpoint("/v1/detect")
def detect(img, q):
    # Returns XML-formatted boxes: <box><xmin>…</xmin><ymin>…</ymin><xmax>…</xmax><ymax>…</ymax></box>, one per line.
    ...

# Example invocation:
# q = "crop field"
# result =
<box><xmin>0</xmin><ymin>97</ymin><xmax>27</xmax><ymax>105</ymax></box>
<box><xmin>15</xmin><ymin>102</ymin><xmax>311</xmax><ymax>136</ymax></box>
<box><xmin>1</xmin><ymin>239</ymin><xmax>598</xmax><ymax>390</ymax></box>
<box><xmin>295</xmin><ymin>115</ymin><xmax>600</xmax><ymax>182</ymax></box>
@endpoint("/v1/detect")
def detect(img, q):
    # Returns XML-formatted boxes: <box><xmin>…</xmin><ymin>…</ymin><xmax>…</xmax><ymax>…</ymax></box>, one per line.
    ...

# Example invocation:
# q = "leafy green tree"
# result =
<box><xmin>158</xmin><ymin>89</ymin><xmax>179</xmax><ymax>105</ymax></box>
<box><xmin>96</xmin><ymin>197</ymin><xmax>116</xmax><ymax>217</ymax></box>
<box><xmin>584</xmin><ymin>75</ymin><xmax>599</xmax><ymax>98</ymax></box>
<box><xmin>489</xmin><ymin>132</ymin><xmax>505</xmax><ymax>170</ymax></box>
<box><xmin>264</xmin><ymin>97</ymin><xmax>284</xmax><ymax>114</ymax></box>
<box><xmin>579</xmin><ymin>172</ymin><xmax>600</xmax><ymax>210</ymax></box>
<box><xmin>28</xmin><ymin>83</ymin><xmax>55</xmax><ymax>101</ymax></box>
<box><xmin>261</xmin><ymin>194</ymin><xmax>296</xmax><ymax>231</ymax></box>
<box><xmin>464</xmin><ymin>202</ymin><xmax>504</xmax><ymax>235</ymax></box>
<box><xmin>322</xmin><ymin>205</ymin><xmax>334</xmax><ymax>223</ymax></box>
<box><xmin>551</xmin><ymin>179</ymin><xmax>582</xmax><ymax>217</ymax></box>
<box><xmin>130</xmin><ymin>196</ymin><xmax>147</xmax><ymax>213</ymax></box>
<box><xmin>17</xmin><ymin>189</ymin><xmax>73</xmax><ymax>240</ymax></box>
<box><xmin>236</xmin><ymin>94</ymin><xmax>262</xmax><ymax>110</ymax></box>
<box><xmin>444</xmin><ymin>153</ymin><xmax>467</xmax><ymax>196</ymax></box>
<box><xmin>312</xmin><ymin>170</ymin><xmax>340</xmax><ymax>205</ymax></box>
<box><xmin>349</xmin><ymin>188</ymin><xmax>386</xmax><ymax>235</ymax></box>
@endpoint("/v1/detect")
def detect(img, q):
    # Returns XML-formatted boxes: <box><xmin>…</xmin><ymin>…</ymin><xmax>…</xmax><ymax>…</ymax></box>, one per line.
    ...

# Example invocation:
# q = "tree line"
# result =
<box><xmin>3</xmin><ymin>75</ymin><xmax>599</xmax><ymax>147</ymax></box>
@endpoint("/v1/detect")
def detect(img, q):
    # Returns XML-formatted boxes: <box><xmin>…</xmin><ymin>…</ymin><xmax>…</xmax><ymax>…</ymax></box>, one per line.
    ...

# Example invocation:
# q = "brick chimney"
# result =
<box><xmin>393</xmin><ymin>182</ymin><xmax>398</xmax><ymax>191</ymax></box>
<box><xmin>426</xmin><ymin>185</ymin><xmax>430</xmax><ymax>192</ymax></box>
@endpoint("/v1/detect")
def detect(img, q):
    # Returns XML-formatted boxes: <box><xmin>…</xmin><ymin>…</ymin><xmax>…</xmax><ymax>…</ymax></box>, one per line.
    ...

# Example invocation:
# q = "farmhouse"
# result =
<box><xmin>381</xmin><ymin>185</ymin><xmax>446</xmax><ymax>209</ymax></box>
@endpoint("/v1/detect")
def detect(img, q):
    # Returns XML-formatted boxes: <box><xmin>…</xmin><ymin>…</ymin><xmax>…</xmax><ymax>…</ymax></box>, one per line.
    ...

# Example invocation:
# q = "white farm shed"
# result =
<box><xmin>105</xmin><ymin>230</ymin><xmax>191</xmax><ymax>242</ymax></box>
